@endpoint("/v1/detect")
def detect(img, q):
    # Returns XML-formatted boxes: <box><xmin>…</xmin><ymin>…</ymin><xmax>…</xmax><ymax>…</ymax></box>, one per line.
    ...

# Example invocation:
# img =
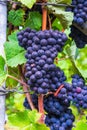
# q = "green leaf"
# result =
<box><xmin>58</xmin><ymin>0</ymin><xmax>72</xmax><ymax>4</ymax></box>
<box><xmin>4</xmin><ymin>32</ymin><xmax>26</xmax><ymax>67</ymax></box>
<box><xmin>7</xmin><ymin>108</ymin><xmax>49</xmax><ymax>130</ymax></box>
<box><xmin>0</xmin><ymin>56</ymin><xmax>5</xmax><ymax>73</ymax></box>
<box><xmin>18</xmin><ymin>0</ymin><xmax>36</xmax><ymax>9</ymax></box>
<box><xmin>48</xmin><ymin>0</ymin><xmax>72</xmax><ymax>4</ymax></box>
<box><xmin>6</xmin><ymin>67</ymin><xmax>19</xmax><ymax>87</ymax></box>
<box><xmin>7</xmin><ymin>50</ymin><xmax>26</xmax><ymax>67</ymax></box>
<box><xmin>75</xmin><ymin>46</ymin><xmax>87</xmax><ymax>80</ymax></box>
<box><xmin>25</xmin><ymin>11</ymin><xmax>42</xmax><ymax>30</ymax></box>
<box><xmin>14</xmin><ymin>94</ymin><xmax>25</xmax><ymax>111</ymax></box>
<box><xmin>65</xmin><ymin>45</ymin><xmax>83</xmax><ymax>76</ymax></box>
<box><xmin>28</xmin><ymin>110</ymin><xmax>41</xmax><ymax>123</ymax></box>
<box><xmin>69</xmin><ymin>105</ymin><xmax>79</xmax><ymax>120</ymax></box>
<box><xmin>72</xmin><ymin>121</ymin><xmax>87</xmax><ymax>130</ymax></box>
<box><xmin>22</xmin><ymin>124</ymin><xmax>36</xmax><ymax>130</ymax></box>
<box><xmin>52</xmin><ymin>18</ymin><xmax>63</xmax><ymax>30</ymax></box>
<box><xmin>36</xmin><ymin>124</ymin><xmax>50</xmax><ymax>130</ymax></box>
<box><xmin>56</xmin><ymin>43</ymin><xmax>85</xmax><ymax>82</ymax></box>
<box><xmin>0</xmin><ymin>73</ymin><xmax>7</xmax><ymax>86</ymax></box>
<box><xmin>65</xmin><ymin>44</ymin><xmax>87</xmax><ymax>80</ymax></box>
<box><xmin>7</xmin><ymin>110</ymin><xmax>41</xmax><ymax>128</ymax></box>
<box><xmin>8</xmin><ymin>31</ymin><xmax>18</xmax><ymax>41</ymax></box>
<box><xmin>21</xmin><ymin>123</ymin><xmax>50</xmax><ymax>130</ymax></box>
<box><xmin>48</xmin><ymin>6</ymin><xmax>73</xmax><ymax>29</ymax></box>
<box><xmin>8</xmin><ymin>110</ymin><xmax>30</xmax><ymax>127</ymax></box>
<box><xmin>8</xmin><ymin>9</ymin><xmax>25</xmax><ymax>26</ymax></box>
<box><xmin>0</xmin><ymin>56</ymin><xmax>7</xmax><ymax>86</ymax></box>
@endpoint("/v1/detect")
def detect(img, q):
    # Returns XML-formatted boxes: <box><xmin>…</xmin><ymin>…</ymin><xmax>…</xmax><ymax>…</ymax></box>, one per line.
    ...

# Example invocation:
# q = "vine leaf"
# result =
<box><xmin>8</xmin><ymin>9</ymin><xmax>25</xmax><ymax>26</ymax></box>
<box><xmin>27</xmin><ymin>109</ymin><xmax>41</xmax><ymax>123</ymax></box>
<box><xmin>72</xmin><ymin>121</ymin><xmax>87</xmax><ymax>130</ymax></box>
<box><xmin>66</xmin><ymin>44</ymin><xmax>87</xmax><ymax>80</ymax></box>
<box><xmin>21</xmin><ymin>124</ymin><xmax>50</xmax><ymax>130</ymax></box>
<box><xmin>0</xmin><ymin>56</ymin><xmax>7</xmax><ymax>86</ymax></box>
<box><xmin>70</xmin><ymin>105</ymin><xmax>79</xmax><ymax>120</ymax></box>
<box><xmin>6</xmin><ymin>67</ymin><xmax>19</xmax><ymax>87</ymax></box>
<box><xmin>36</xmin><ymin>124</ymin><xmax>50</xmax><ymax>130</ymax></box>
<box><xmin>65</xmin><ymin>45</ymin><xmax>83</xmax><ymax>76</ymax></box>
<box><xmin>48</xmin><ymin>0</ymin><xmax>72</xmax><ymax>4</ymax></box>
<box><xmin>18</xmin><ymin>0</ymin><xmax>36</xmax><ymax>9</ymax></box>
<box><xmin>14</xmin><ymin>94</ymin><xmax>25</xmax><ymax>111</ymax></box>
<box><xmin>0</xmin><ymin>56</ymin><xmax>5</xmax><ymax>73</ymax></box>
<box><xmin>25</xmin><ymin>12</ymin><xmax>42</xmax><ymax>30</ymax></box>
<box><xmin>8</xmin><ymin>110</ymin><xmax>30</xmax><ymax>128</ymax></box>
<box><xmin>22</xmin><ymin>125</ymin><xmax>36</xmax><ymax>130</ymax></box>
<box><xmin>48</xmin><ymin>6</ymin><xmax>73</xmax><ymax>29</ymax></box>
<box><xmin>8</xmin><ymin>31</ymin><xmax>18</xmax><ymax>41</ymax></box>
<box><xmin>75</xmin><ymin>46</ymin><xmax>87</xmax><ymax>80</ymax></box>
<box><xmin>0</xmin><ymin>73</ymin><xmax>7</xmax><ymax>86</ymax></box>
<box><xmin>7</xmin><ymin>110</ymin><xmax>50</xmax><ymax>130</ymax></box>
<box><xmin>4</xmin><ymin>31</ymin><xmax>26</xmax><ymax>67</ymax></box>
<box><xmin>52</xmin><ymin>18</ymin><xmax>63</xmax><ymax>30</ymax></box>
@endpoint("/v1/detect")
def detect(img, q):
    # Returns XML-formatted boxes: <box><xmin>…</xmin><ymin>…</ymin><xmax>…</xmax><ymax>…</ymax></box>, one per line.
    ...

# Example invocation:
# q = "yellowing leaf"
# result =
<box><xmin>18</xmin><ymin>0</ymin><xmax>36</xmax><ymax>8</ymax></box>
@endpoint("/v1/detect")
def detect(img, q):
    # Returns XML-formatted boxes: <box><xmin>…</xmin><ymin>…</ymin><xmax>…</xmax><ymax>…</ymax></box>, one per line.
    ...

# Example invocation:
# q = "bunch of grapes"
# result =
<box><xmin>66</xmin><ymin>0</ymin><xmax>87</xmax><ymax>48</ymax></box>
<box><xmin>45</xmin><ymin>109</ymin><xmax>75</xmax><ymax>130</ymax></box>
<box><xmin>44</xmin><ymin>95</ymin><xmax>68</xmax><ymax>116</ymax></box>
<box><xmin>17</xmin><ymin>27</ymin><xmax>76</xmax><ymax>130</ymax></box>
<box><xmin>17</xmin><ymin>28</ymin><xmax>67</xmax><ymax>94</ymax></box>
<box><xmin>68</xmin><ymin>74</ymin><xmax>87</xmax><ymax>109</ymax></box>
<box><xmin>70</xmin><ymin>25</ymin><xmax>87</xmax><ymax>48</ymax></box>
<box><xmin>23</xmin><ymin>93</ymin><xmax>75</xmax><ymax>130</ymax></box>
<box><xmin>67</xmin><ymin>0</ymin><xmax>87</xmax><ymax>26</ymax></box>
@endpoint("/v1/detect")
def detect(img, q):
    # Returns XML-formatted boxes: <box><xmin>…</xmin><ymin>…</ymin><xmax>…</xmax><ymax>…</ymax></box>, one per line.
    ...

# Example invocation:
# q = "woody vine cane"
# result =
<box><xmin>38</xmin><ymin>4</ymin><xmax>47</xmax><ymax>124</ymax></box>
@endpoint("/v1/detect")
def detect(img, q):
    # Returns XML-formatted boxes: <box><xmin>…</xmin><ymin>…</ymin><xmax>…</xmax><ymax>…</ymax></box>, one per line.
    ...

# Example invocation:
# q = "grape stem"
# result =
<box><xmin>38</xmin><ymin>2</ymin><xmax>47</xmax><ymax>124</ymax></box>
<box><xmin>7</xmin><ymin>74</ymin><xmax>35</xmax><ymax>110</ymax></box>
<box><xmin>48</xmin><ymin>14</ymin><xmax>52</xmax><ymax>29</ymax></box>
<box><xmin>42</xmin><ymin>6</ymin><xmax>47</xmax><ymax>30</ymax></box>
<box><xmin>54</xmin><ymin>84</ymin><xmax>64</xmax><ymax>97</ymax></box>
<box><xmin>38</xmin><ymin>94</ymin><xmax>45</xmax><ymax>123</ymax></box>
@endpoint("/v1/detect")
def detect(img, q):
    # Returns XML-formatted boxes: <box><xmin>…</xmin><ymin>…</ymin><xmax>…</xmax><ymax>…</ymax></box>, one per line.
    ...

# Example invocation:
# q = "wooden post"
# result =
<box><xmin>0</xmin><ymin>1</ymin><xmax>7</xmax><ymax>129</ymax></box>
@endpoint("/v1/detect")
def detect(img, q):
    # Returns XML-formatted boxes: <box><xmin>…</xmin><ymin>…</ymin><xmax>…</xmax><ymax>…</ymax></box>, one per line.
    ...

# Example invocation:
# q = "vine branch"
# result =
<box><xmin>42</xmin><ymin>6</ymin><xmax>47</xmax><ymax>30</ymax></box>
<box><xmin>38</xmin><ymin>2</ymin><xmax>48</xmax><ymax>124</ymax></box>
<box><xmin>38</xmin><ymin>94</ymin><xmax>44</xmax><ymax>123</ymax></box>
<box><xmin>7</xmin><ymin>74</ymin><xmax>35</xmax><ymax>110</ymax></box>
<box><xmin>54</xmin><ymin>84</ymin><xmax>64</xmax><ymax>97</ymax></box>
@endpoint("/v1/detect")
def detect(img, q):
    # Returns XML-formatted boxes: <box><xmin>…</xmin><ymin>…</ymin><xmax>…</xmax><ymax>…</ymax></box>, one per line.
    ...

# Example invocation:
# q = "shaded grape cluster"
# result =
<box><xmin>45</xmin><ymin>109</ymin><xmax>75</xmax><ymax>130</ymax></box>
<box><xmin>67</xmin><ymin>0</ymin><xmax>87</xmax><ymax>26</ymax></box>
<box><xmin>44</xmin><ymin>95</ymin><xmax>68</xmax><ymax>116</ymax></box>
<box><xmin>68</xmin><ymin>74</ymin><xmax>87</xmax><ymax>109</ymax></box>
<box><xmin>24</xmin><ymin>94</ymin><xmax>75</xmax><ymax>130</ymax></box>
<box><xmin>70</xmin><ymin>25</ymin><xmax>87</xmax><ymax>48</ymax></box>
<box><xmin>17</xmin><ymin>28</ymin><xmax>67</xmax><ymax>94</ymax></box>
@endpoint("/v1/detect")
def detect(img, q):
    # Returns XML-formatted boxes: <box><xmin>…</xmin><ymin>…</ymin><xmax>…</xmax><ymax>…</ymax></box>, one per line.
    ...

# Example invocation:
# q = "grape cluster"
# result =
<box><xmin>70</xmin><ymin>25</ymin><xmax>87</xmax><ymax>48</ymax></box>
<box><xmin>17</xmin><ymin>28</ymin><xmax>67</xmax><ymax>94</ymax></box>
<box><xmin>23</xmin><ymin>94</ymin><xmax>75</xmax><ymax>130</ymax></box>
<box><xmin>45</xmin><ymin>109</ymin><xmax>75</xmax><ymax>130</ymax></box>
<box><xmin>67</xmin><ymin>0</ymin><xmax>87</xmax><ymax>26</ymax></box>
<box><xmin>68</xmin><ymin>74</ymin><xmax>87</xmax><ymax>109</ymax></box>
<box><xmin>44</xmin><ymin>95</ymin><xmax>68</xmax><ymax>116</ymax></box>
<box><xmin>18</xmin><ymin>28</ymin><xmax>76</xmax><ymax>130</ymax></box>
